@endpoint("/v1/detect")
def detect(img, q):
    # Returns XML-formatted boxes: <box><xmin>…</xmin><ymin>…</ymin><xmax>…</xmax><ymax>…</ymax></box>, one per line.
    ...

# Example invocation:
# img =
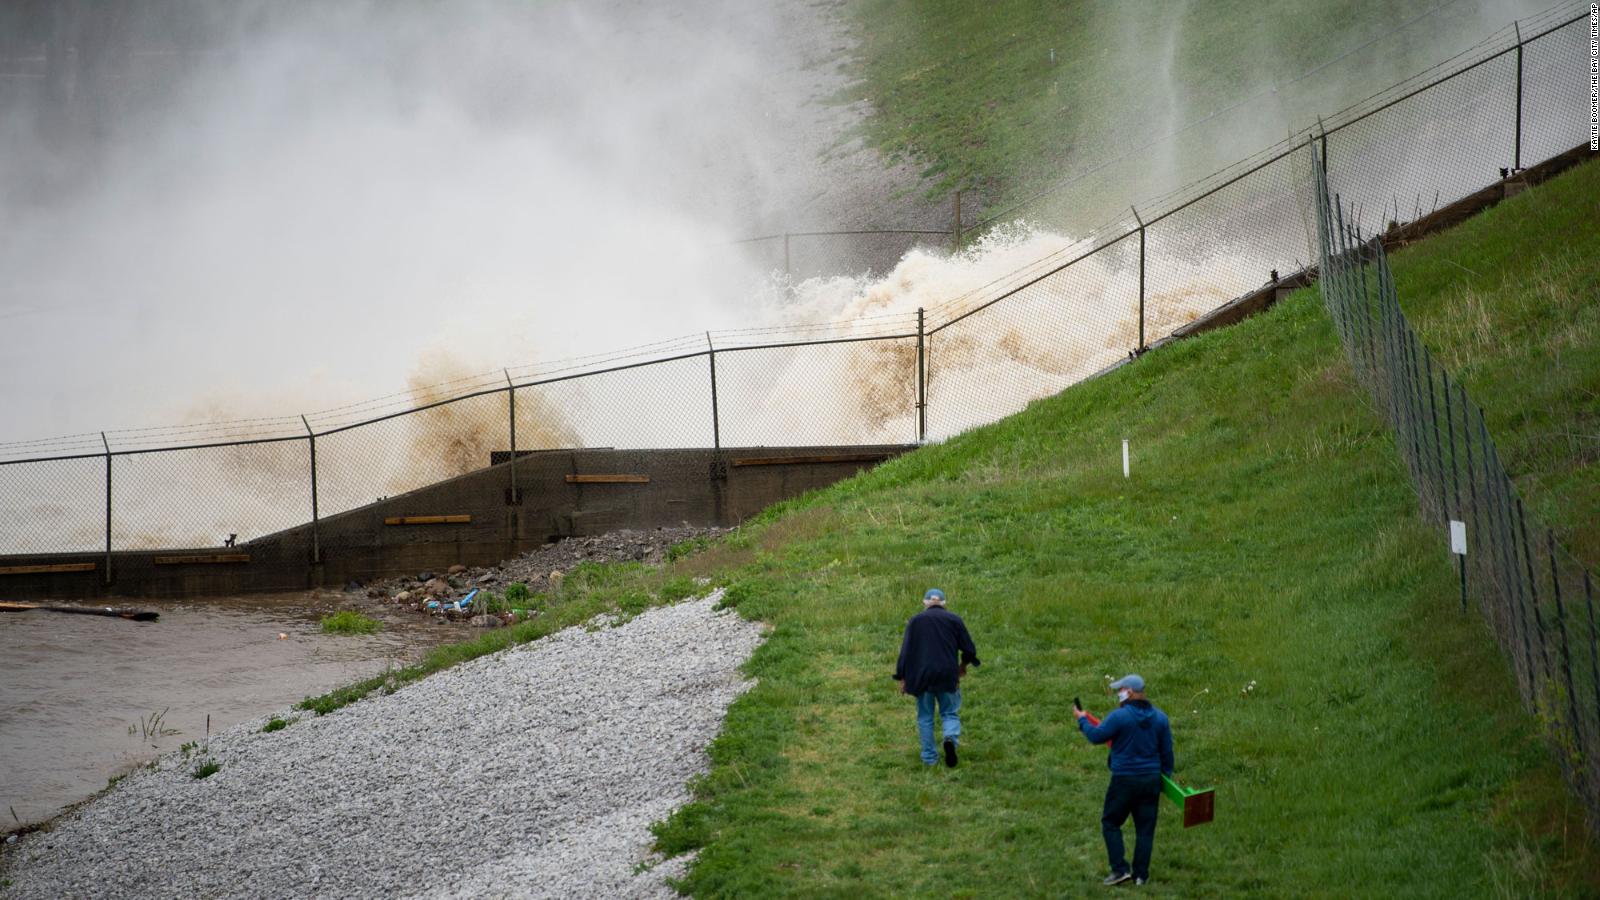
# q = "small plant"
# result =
<box><xmin>666</xmin><ymin>536</ymin><xmax>710</xmax><ymax>562</ymax></box>
<box><xmin>716</xmin><ymin>581</ymin><xmax>758</xmax><ymax>609</ymax></box>
<box><xmin>320</xmin><ymin>611</ymin><xmax>382</xmax><ymax>635</ymax></box>
<box><xmin>179</xmin><ymin>740</ymin><xmax>198</xmax><ymax>756</ymax></box>
<box><xmin>504</xmin><ymin>582</ymin><xmax>531</xmax><ymax>604</ymax></box>
<box><xmin>478</xmin><ymin>591</ymin><xmax>512</xmax><ymax>615</ymax></box>
<box><xmin>192</xmin><ymin>759</ymin><xmax>220</xmax><ymax>780</ymax></box>
<box><xmin>660</xmin><ymin>576</ymin><xmax>698</xmax><ymax>602</ymax></box>
<box><xmin>616</xmin><ymin>590</ymin><xmax>652</xmax><ymax>616</ymax></box>
<box><xmin>261</xmin><ymin>717</ymin><xmax>289</xmax><ymax>733</ymax></box>
<box><xmin>127</xmin><ymin>708</ymin><xmax>179</xmax><ymax>741</ymax></box>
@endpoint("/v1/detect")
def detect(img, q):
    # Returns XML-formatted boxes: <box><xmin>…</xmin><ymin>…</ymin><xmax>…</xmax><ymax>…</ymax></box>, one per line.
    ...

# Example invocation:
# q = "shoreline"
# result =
<box><xmin>1</xmin><ymin>594</ymin><xmax>763</xmax><ymax>897</ymax></box>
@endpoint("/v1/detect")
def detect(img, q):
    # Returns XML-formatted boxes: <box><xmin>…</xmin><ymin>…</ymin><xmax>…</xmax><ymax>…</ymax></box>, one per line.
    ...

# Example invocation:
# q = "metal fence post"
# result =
<box><xmin>953</xmin><ymin>191</ymin><xmax>963</xmax><ymax>248</ymax></box>
<box><xmin>1331</xmin><ymin>199</ymin><xmax>1353</xmax><ymax>348</ymax></box>
<box><xmin>101</xmin><ymin>432</ymin><xmax>112</xmax><ymax>585</ymax></box>
<box><xmin>1443</xmin><ymin>371</ymin><xmax>1465</xmax><ymax>611</ymax></box>
<box><xmin>1584</xmin><ymin>571</ymin><xmax>1600</xmax><ymax>732</ymax></box>
<box><xmin>1317</xmin><ymin>117</ymin><xmax>1329</xmax><ymax>177</ymax></box>
<box><xmin>706</xmin><ymin>333</ymin><xmax>721</xmax><ymax>450</ymax></box>
<box><xmin>1403</xmin><ymin>328</ymin><xmax>1426</xmax><ymax>494</ymax></box>
<box><xmin>1380</xmin><ymin>253</ymin><xmax>1404</xmax><ymax>438</ymax></box>
<box><xmin>1133</xmin><ymin>207</ymin><xmax>1146</xmax><ymax>354</ymax></box>
<box><xmin>1516</xmin><ymin>496</ymin><xmax>1553</xmax><ymax>687</ymax></box>
<box><xmin>1353</xmin><ymin>227</ymin><xmax>1377</xmax><ymax>385</ymax></box>
<box><xmin>1461</xmin><ymin>384</ymin><xmax>1482</xmax><ymax>603</ymax></box>
<box><xmin>916</xmin><ymin>307</ymin><xmax>927</xmax><ymax>443</ymax></box>
<box><xmin>301</xmin><ymin>415</ymin><xmax>320</xmax><ymax>565</ymax></box>
<box><xmin>1513</xmin><ymin>21</ymin><xmax>1524</xmax><ymax>172</ymax></box>
<box><xmin>1423</xmin><ymin>347</ymin><xmax>1446</xmax><ymax>521</ymax></box>
<box><xmin>1548</xmin><ymin>530</ymin><xmax>1581</xmax><ymax>742</ymax></box>
<box><xmin>1492</xmin><ymin>443</ymin><xmax>1536</xmax><ymax>699</ymax></box>
<box><xmin>505</xmin><ymin>370</ymin><xmax>518</xmax><ymax>505</ymax></box>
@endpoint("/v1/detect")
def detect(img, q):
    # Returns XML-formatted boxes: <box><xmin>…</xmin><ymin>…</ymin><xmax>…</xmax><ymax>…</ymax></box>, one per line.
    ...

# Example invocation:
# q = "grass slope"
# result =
<box><xmin>844</xmin><ymin>0</ymin><xmax>1540</xmax><ymax>213</ymax></box>
<box><xmin>650</xmin><ymin>167</ymin><xmax>1600</xmax><ymax>896</ymax></box>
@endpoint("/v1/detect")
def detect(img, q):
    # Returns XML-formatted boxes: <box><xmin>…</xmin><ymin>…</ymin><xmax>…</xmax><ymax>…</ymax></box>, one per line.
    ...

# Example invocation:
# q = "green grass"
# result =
<box><xmin>642</xmin><ymin>167</ymin><xmax>1600</xmax><ymax>895</ymax></box>
<box><xmin>844</xmin><ymin>0</ymin><xmax>1530</xmax><ymax>220</ymax></box>
<box><xmin>319</xmin><ymin>611</ymin><xmax>383</xmax><ymax>635</ymax></box>
<box><xmin>191</xmin><ymin>760</ymin><xmax>220</xmax><ymax>780</ymax></box>
<box><xmin>1386</xmin><ymin>158</ymin><xmax>1600</xmax><ymax>563</ymax></box>
<box><xmin>260</xmin><ymin>718</ymin><xmax>289</xmax><ymax>734</ymax></box>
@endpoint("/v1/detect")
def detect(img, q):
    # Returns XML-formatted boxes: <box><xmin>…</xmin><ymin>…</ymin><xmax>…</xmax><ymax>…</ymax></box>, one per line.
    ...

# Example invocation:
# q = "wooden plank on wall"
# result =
<box><xmin>385</xmin><ymin>515</ymin><xmax>473</xmax><ymax>526</ymax></box>
<box><xmin>731</xmin><ymin>453</ymin><xmax>892</xmax><ymax>467</ymax></box>
<box><xmin>0</xmin><ymin>562</ymin><xmax>97</xmax><ymax>575</ymax></box>
<box><xmin>153</xmin><ymin>554</ymin><xmax>251</xmax><ymax>565</ymax></box>
<box><xmin>565</xmin><ymin>474</ymin><xmax>650</xmax><ymax>484</ymax></box>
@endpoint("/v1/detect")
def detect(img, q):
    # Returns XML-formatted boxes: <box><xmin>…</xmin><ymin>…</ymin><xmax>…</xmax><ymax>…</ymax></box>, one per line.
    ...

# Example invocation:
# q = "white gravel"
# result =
<box><xmin>1</xmin><ymin>594</ymin><xmax>762</xmax><ymax>899</ymax></box>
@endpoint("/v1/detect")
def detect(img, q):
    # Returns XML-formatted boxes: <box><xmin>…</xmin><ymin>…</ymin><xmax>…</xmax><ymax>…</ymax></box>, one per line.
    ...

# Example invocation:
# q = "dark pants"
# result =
<box><xmin>1102</xmin><ymin>773</ymin><xmax>1161</xmax><ymax>879</ymax></box>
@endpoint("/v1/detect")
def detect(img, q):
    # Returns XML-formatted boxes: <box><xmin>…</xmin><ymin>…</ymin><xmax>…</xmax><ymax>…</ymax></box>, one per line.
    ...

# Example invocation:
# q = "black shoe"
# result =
<box><xmin>943</xmin><ymin>738</ymin><xmax>958</xmax><ymax>768</ymax></box>
<box><xmin>1102</xmin><ymin>872</ymin><xmax>1132</xmax><ymax>886</ymax></box>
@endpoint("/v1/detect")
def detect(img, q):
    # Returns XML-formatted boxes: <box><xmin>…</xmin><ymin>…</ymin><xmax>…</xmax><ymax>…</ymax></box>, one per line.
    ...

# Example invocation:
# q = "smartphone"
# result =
<box><xmin>1073</xmin><ymin>696</ymin><xmax>1083</xmax><ymax>712</ymax></box>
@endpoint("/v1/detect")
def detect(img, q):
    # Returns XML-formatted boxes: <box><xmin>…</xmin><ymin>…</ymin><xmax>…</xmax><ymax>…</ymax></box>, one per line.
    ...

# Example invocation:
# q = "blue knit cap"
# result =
<box><xmin>923</xmin><ymin>588</ymin><xmax>946</xmax><ymax>604</ymax></box>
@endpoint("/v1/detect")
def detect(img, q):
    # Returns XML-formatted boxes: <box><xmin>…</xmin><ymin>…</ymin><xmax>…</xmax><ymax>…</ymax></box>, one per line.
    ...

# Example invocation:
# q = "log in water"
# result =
<box><xmin>0</xmin><ymin>602</ymin><xmax>159</xmax><ymax>622</ymax></box>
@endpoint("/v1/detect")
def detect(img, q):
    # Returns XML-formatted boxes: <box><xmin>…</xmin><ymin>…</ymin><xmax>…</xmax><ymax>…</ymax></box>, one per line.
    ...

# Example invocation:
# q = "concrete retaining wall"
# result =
<box><xmin>0</xmin><ymin>445</ymin><xmax>911</xmax><ymax>599</ymax></box>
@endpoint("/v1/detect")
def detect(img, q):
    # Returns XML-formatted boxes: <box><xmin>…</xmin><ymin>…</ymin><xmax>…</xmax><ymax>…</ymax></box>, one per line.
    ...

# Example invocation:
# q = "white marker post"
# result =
<box><xmin>1450</xmin><ymin>520</ymin><xmax>1467</xmax><ymax>613</ymax></box>
<box><xmin>1122</xmin><ymin>439</ymin><xmax>1130</xmax><ymax>479</ymax></box>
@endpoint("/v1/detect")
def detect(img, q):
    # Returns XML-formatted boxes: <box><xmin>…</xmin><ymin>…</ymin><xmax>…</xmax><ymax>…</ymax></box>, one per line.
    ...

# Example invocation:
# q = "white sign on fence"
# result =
<box><xmin>1450</xmin><ymin>520</ymin><xmax>1467</xmax><ymax>556</ymax></box>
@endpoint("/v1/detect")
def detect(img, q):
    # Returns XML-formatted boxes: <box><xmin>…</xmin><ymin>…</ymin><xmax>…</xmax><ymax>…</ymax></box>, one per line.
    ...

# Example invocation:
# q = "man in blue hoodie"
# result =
<box><xmin>894</xmin><ymin>588</ymin><xmax>981</xmax><ymax>767</ymax></box>
<box><xmin>1074</xmin><ymin>674</ymin><xmax>1174</xmax><ymax>887</ymax></box>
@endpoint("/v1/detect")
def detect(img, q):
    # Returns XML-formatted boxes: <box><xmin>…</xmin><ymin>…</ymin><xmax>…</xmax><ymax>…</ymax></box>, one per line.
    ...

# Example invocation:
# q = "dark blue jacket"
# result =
<box><xmin>1079</xmin><ymin>699</ymin><xmax>1174</xmax><ymax>776</ymax></box>
<box><xmin>894</xmin><ymin>605</ymin><xmax>980</xmax><ymax>695</ymax></box>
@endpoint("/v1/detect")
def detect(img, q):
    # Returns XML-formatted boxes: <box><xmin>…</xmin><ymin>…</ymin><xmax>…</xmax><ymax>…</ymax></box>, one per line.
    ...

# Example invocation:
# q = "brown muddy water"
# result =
<box><xmin>0</xmin><ymin>592</ymin><xmax>465</xmax><ymax>829</ymax></box>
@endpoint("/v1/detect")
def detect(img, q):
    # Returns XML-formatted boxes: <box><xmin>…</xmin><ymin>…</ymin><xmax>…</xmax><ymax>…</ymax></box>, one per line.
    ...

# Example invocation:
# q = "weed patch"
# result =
<box><xmin>320</xmin><ymin>611</ymin><xmax>382</xmax><ymax>635</ymax></box>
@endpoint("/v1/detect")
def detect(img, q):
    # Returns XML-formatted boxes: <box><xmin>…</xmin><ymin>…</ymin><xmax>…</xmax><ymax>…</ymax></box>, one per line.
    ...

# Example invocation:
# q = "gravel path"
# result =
<box><xmin>1</xmin><ymin>595</ymin><xmax>762</xmax><ymax>899</ymax></box>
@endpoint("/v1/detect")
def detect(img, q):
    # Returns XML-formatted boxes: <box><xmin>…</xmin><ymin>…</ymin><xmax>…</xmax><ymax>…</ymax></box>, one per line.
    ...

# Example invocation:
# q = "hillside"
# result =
<box><xmin>642</xmin><ymin>159</ymin><xmax>1600</xmax><ymax>896</ymax></box>
<box><xmin>843</xmin><ymin>0</ymin><xmax>1555</xmax><ymax>223</ymax></box>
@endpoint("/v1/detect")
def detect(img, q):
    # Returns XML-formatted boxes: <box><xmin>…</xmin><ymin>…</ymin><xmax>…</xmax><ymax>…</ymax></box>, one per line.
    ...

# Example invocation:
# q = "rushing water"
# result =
<box><xmin>0</xmin><ymin>592</ymin><xmax>465</xmax><ymax>828</ymax></box>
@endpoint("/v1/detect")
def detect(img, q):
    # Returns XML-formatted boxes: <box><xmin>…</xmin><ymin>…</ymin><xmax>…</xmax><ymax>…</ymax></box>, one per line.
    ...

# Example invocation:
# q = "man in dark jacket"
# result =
<box><xmin>1074</xmin><ymin>674</ymin><xmax>1174</xmax><ymax>886</ymax></box>
<box><xmin>894</xmin><ymin>588</ymin><xmax>980</xmax><ymax>767</ymax></box>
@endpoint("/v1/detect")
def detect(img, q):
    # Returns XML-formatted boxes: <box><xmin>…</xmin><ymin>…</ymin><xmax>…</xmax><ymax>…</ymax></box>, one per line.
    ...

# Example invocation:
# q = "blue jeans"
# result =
<box><xmin>1102</xmin><ymin>773</ymin><xmax>1161</xmax><ymax>879</ymax></box>
<box><xmin>914</xmin><ymin>689</ymin><xmax>961</xmax><ymax>764</ymax></box>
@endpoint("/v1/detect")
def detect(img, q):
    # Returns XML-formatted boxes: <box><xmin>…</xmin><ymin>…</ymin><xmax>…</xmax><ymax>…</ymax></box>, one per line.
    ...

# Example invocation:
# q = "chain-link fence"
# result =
<box><xmin>1313</xmin><ymin>143</ymin><xmax>1600</xmax><ymax>832</ymax></box>
<box><xmin>0</xmin><ymin>8</ymin><xmax>1590</xmax><ymax>561</ymax></box>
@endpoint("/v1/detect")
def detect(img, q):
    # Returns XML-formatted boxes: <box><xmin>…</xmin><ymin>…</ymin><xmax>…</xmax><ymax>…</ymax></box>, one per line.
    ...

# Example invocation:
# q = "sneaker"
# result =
<box><xmin>1102</xmin><ymin>872</ymin><xmax>1132</xmax><ymax>886</ymax></box>
<box><xmin>1135</xmin><ymin>877</ymin><xmax>1148</xmax><ymax>886</ymax></box>
<box><xmin>943</xmin><ymin>738</ymin><xmax>958</xmax><ymax>768</ymax></box>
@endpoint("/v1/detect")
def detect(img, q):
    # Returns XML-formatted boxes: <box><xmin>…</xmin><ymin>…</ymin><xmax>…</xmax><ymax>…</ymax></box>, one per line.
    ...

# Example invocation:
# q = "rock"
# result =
<box><xmin>549</xmin><ymin>571</ymin><xmax>565</xmax><ymax>593</ymax></box>
<box><xmin>423</xmin><ymin>578</ymin><xmax>451</xmax><ymax>598</ymax></box>
<box><xmin>417</xmin><ymin>571</ymin><xmax>436</xmax><ymax>582</ymax></box>
<box><xmin>366</xmin><ymin>587</ymin><xmax>385</xmax><ymax>599</ymax></box>
<box><xmin>395</xmin><ymin>591</ymin><xmax>412</xmax><ymax>603</ymax></box>
<box><xmin>468</xmin><ymin>615</ymin><xmax>500</xmax><ymax>628</ymax></box>
<box><xmin>475</xmin><ymin>573</ymin><xmax>497</xmax><ymax>584</ymax></box>
<box><xmin>448</xmin><ymin>564</ymin><xmax>468</xmax><ymax>576</ymax></box>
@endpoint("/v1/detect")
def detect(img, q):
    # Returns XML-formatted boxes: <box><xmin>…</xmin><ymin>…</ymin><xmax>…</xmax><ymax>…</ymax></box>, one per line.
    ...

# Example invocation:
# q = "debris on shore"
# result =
<box><xmin>348</xmin><ymin>526</ymin><xmax>727</xmax><ymax>627</ymax></box>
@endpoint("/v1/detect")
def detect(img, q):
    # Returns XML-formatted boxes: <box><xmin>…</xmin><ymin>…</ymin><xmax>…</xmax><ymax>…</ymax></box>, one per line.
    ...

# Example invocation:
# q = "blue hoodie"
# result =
<box><xmin>1078</xmin><ymin>699</ymin><xmax>1174</xmax><ymax>776</ymax></box>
